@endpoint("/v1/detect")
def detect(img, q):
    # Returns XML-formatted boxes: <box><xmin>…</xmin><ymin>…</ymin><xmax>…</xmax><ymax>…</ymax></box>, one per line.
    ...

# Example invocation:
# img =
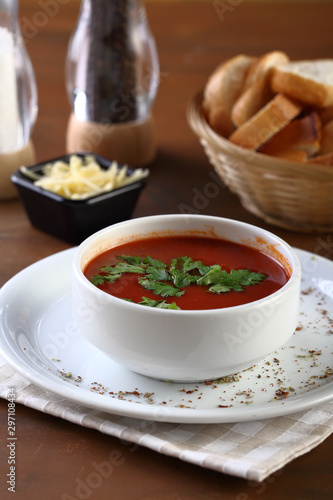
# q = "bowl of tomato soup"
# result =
<box><xmin>72</xmin><ymin>214</ymin><xmax>301</xmax><ymax>382</ymax></box>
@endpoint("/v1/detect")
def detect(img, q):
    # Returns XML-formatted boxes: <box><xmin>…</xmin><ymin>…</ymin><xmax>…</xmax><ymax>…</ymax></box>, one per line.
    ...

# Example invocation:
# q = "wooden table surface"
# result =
<box><xmin>1</xmin><ymin>1</ymin><xmax>333</xmax><ymax>498</ymax></box>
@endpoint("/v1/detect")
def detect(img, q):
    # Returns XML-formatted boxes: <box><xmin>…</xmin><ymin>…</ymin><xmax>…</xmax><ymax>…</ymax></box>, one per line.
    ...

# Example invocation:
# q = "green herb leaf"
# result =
<box><xmin>198</xmin><ymin>268</ymin><xmax>266</xmax><ymax>293</ymax></box>
<box><xmin>170</xmin><ymin>268</ymin><xmax>192</xmax><ymax>287</ymax></box>
<box><xmin>138</xmin><ymin>278</ymin><xmax>185</xmax><ymax>298</ymax></box>
<box><xmin>182</xmin><ymin>257</ymin><xmax>201</xmax><ymax>273</ymax></box>
<box><xmin>90</xmin><ymin>273</ymin><xmax>122</xmax><ymax>285</ymax></box>
<box><xmin>117</xmin><ymin>255</ymin><xmax>144</xmax><ymax>266</ymax></box>
<box><xmin>143</xmin><ymin>256</ymin><xmax>167</xmax><ymax>269</ymax></box>
<box><xmin>145</xmin><ymin>266</ymin><xmax>171</xmax><ymax>281</ymax></box>
<box><xmin>230</xmin><ymin>269</ymin><xmax>266</xmax><ymax>287</ymax></box>
<box><xmin>171</xmin><ymin>256</ymin><xmax>211</xmax><ymax>276</ymax></box>
<box><xmin>208</xmin><ymin>283</ymin><xmax>233</xmax><ymax>294</ymax></box>
<box><xmin>171</xmin><ymin>256</ymin><xmax>194</xmax><ymax>272</ymax></box>
<box><xmin>196</xmin><ymin>267</ymin><xmax>223</xmax><ymax>286</ymax></box>
<box><xmin>101</xmin><ymin>263</ymin><xmax>146</xmax><ymax>274</ymax></box>
<box><xmin>139</xmin><ymin>296</ymin><xmax>181</xmax><ymax>309</ymax></box>
<box><xmin>90</xmin><ymin>275</ymin><xmax>107</xmax><ymax>286</ymax></box>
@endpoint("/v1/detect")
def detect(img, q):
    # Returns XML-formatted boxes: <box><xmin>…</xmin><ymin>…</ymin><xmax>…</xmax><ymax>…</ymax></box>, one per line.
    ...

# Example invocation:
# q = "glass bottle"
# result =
<box><xmin>66</xmin><ymin>0</ymin><xmax>159</xmax><ymax>167</ymax></box>
<box><xmin>0</xmin><ymin>0</ymin><xmax>38</xmax><ymax>199</ymax></box>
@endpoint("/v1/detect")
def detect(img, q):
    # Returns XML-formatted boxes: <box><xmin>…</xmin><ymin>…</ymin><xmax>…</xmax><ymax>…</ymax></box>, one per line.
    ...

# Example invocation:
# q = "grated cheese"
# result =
<box><xmin>22</xmin><ymin>155</ymin><xmax>149</xmax><ymax>200</ymax></box>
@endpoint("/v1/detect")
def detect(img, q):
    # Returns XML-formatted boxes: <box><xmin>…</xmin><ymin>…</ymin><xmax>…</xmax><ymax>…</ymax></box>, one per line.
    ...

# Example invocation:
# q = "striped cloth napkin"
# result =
<box><xmin>1</xmin><ymin>354</ymin><xmax>333</xmax><ymax>482</ymax></box>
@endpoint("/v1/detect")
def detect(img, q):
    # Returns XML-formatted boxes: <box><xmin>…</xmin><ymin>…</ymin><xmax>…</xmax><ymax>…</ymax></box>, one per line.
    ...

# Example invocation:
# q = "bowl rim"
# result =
<box><xmin>73</xmin><ymin>213</ymin><xmax>301</xmax><ymax>316</ymax></box>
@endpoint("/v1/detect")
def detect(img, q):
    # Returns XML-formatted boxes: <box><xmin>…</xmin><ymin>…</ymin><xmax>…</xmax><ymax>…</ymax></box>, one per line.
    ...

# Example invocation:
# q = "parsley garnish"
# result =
<box><xmin>90</xmin><ymin>255</ymin><xmax>267</xmax><ymax>309</ymax></box>
<box><xmin>139</xmin><ymin>297</ymin><xmax>180</xmax><ymax>309</ymax></box>
<box><xmin>138</xmin><ymin>278</ymin><xmax>185</xmax><ymax>298</ymax></box>
<box><xmin>145</xmin><ymin>266</ymin><xmax>170</xmax><ymax>281</ymax></box>
<box><xmin>90</xmin><ymin>273</ymin><xmax>122</xmax><ymax>285</ymax></box>
<box><xmin>197</xmin><ymin>268</ymin><xmax>266</xmax><ymax>293</ymax></box>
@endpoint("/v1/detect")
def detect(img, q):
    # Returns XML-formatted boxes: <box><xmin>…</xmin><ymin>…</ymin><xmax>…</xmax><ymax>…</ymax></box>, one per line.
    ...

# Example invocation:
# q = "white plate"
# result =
<box><xmin>0</xmin><ymin>247</ymin><xmax>333</xmax><ymax>424</ymax></box>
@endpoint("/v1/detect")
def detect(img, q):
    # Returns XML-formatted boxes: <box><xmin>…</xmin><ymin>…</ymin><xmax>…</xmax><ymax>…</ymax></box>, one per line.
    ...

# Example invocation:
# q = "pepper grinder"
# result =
<box><xmin>65</xmin><ymin>0</ymin><xmax>159</xmax><ymax>167</ymax></box>
<box><xmin>0</xmin><ymin>0</ymin><xmax>38</xmax><ymax>200</ymax></box>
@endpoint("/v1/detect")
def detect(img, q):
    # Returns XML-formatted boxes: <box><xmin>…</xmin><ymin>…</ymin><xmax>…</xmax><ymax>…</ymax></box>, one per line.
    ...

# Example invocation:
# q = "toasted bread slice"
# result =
<box><xmin>203</xmin><ymin>54</ymin><xmax>256</xmax><ymax>137</ymax></box>
<box><xmin>228</xmin><ymin>93</ymin><xmax>303</xmax><ymax>150</ymax></box>
<box><xmin>231</xmin><ymin>51</ymin><xmax>290</xmax><ymax>127</ymax></box>
<box><xmin>243</xmin><ymin>50</ymin><xmax>290</xmax><ymax>90</ymax></box>
<box><xmin>231</xmin><ymin>78</ymin><xmax>275</xmax><ymax>127</ymax></box>
<box><xmin>318</xmin><ymin>105</ymin><xmax>333</xmax><ymax>125</ymax></box>
<box><xmin>273</xmin><ymin>150</ymin><xmax>308</xmax><ymax>162</ymax></box>
<box><xmin>307</xmin><ymin>152</ymin><xmax>333</xmax><ymax>166</ymax></box>
<box><xmin>319</xmin><ymin>119</ymin><xmax>333</xmax><ymax>155</ymax></box>
<box><xmin>271</xmin><ymin>59</ymin><xmax>333</xmax><ymax>108</ymax></box>
<box><xmin>259</xmin><ymin>111</ymin><xmax>321</xmax><ymax>159</ymax></box>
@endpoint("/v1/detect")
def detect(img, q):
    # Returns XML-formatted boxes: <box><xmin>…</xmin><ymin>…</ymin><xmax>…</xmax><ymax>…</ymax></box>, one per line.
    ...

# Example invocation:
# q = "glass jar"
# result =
<box><xmin>66</xmin><ymin>0</ymin><xmax>159</xmax><ymax>166</ymax></box>
<box><xmin>0</xmin><ymin>0</ymin><xmax>38</xmax><ymax>199</ymax></box>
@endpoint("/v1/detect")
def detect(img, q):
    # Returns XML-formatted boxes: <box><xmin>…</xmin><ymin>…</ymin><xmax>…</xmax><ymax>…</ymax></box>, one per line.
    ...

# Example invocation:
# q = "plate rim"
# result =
<box><xmin>1</xmin><ymin>246</ymin><xmax>333</xmax><ymax>424</ymax></box>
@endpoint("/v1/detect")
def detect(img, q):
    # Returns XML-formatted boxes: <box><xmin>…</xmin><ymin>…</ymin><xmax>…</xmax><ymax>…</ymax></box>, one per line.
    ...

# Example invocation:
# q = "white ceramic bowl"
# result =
<box><xmin>72</xmin><ymin>214</ymin><xmax>301</xmax><ymax>382</ymax></box>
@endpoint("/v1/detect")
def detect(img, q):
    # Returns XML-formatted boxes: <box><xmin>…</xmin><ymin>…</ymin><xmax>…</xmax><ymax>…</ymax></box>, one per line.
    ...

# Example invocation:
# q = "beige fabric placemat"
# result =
<box><xmin>1</xmin><ymin>354</ymin><xmax>333</xmax><ymax>482</ymax></box>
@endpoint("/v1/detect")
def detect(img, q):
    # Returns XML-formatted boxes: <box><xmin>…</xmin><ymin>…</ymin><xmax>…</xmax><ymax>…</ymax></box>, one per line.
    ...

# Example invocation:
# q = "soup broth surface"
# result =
<box><xmin>84</xmin><ymin>236</ymin><xmax>289</xmax><ymax>310</ymax></box>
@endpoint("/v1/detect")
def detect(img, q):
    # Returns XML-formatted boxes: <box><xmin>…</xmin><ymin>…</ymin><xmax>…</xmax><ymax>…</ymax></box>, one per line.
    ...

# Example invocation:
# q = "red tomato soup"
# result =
<box><xmin>84</xmin><ymin>236</ymin><xmax>289</xmax><ymax>310</ymax></box>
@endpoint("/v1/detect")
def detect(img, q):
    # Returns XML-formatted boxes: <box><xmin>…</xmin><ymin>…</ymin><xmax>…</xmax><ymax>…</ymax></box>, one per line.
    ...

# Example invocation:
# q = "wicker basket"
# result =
<box><xmin>187</xmin><ymin>91</ymin><xmax>333</xmax><ymax>233</ymax></box>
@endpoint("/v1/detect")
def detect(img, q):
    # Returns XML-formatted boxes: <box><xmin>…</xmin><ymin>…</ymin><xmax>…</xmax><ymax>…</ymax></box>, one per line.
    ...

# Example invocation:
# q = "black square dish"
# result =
<box><xmin>11</xmin><ymin>153</ymin><xmax>148</xmax><ymax>245</ymax></box>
